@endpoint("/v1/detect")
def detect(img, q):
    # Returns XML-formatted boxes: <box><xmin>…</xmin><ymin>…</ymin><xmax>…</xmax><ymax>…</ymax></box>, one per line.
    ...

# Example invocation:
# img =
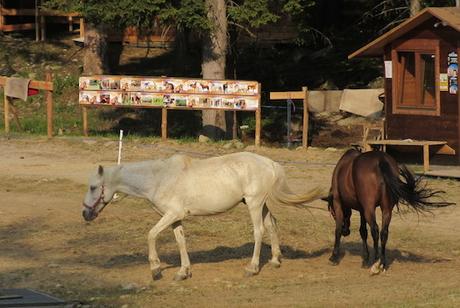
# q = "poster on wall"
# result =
<box><xmin>79</xmin><ymin>75</ymin><xmax>260</xmax><ymax>110</ymax></box>
<box><xmin>447</xmin><ymin>51</ymin><xmax>458</xmax><ymax>94</ymax></box>
<box><xmin>440</xmin><ymin>73</ymin><xmax>448</xmax><ymax>91</ymax></box>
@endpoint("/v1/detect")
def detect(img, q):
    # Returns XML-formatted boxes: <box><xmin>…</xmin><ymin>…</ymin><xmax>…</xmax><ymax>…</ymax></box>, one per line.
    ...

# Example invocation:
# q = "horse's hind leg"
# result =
<box><xmin>263</xmin><ymin>205</ymin><xmax>281</xmax><ymax>267</ymax></box>
<box><xmin>172</xmin><ymin>221</ymin><xmax>192</xmax><ymax>281</ymax></box>
<box><xmin>245</xmin><ymin>197</ymin><xmax>266</xmax><ymax>276</ymax></box>
<box><xmin>380</xmin><ymin>200</ymin><xmax>393</xmax><ymax>271</ymax></box>
<box><xmin>329</xmin><ymin>197</ymin><xmax>344</xmax><ymax>265</ymax></box>
<box><xmin>363</xmin><ymin>210</ymin><xmax>382</xmax><ymax>274</ymax></box>
<box><xmin>359</xmin><ymin>212</ymin><xmax>369</xmax><ymax>267</ymax></box>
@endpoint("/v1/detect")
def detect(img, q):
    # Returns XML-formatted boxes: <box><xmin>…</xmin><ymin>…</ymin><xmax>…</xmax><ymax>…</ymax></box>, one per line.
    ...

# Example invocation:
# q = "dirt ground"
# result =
<box><xmin>1</xmin><ymin>136</ymin><xmax>459</xmax><ymax>307</ymax></box>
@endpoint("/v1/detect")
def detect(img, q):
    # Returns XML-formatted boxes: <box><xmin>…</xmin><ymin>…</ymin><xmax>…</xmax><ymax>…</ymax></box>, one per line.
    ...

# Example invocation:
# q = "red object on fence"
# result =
<box><xmin>28</xmin><ymin>88</ymin><xmax>39</xmax><ymax>96</ymax></box>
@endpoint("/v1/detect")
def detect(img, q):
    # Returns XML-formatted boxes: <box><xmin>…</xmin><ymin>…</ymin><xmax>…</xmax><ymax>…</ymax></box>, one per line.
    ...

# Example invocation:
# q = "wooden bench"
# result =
<box><xmin>364</xmin><ymin>139</ymin><xmax>456</xmax><ymax>173</ymax></box>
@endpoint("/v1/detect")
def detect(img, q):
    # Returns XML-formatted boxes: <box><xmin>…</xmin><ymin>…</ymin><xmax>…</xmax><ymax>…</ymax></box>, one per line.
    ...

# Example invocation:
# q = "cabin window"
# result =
<box><xmin>392</xmin><ymin>41</ymin><xmax>440</xmax><ymax>116</ymax></box>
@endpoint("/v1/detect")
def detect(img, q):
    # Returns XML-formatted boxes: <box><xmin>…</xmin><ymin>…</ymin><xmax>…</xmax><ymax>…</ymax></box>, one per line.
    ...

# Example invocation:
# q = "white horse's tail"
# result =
<box><xmin>267</xmin><ymin>163</ymin><xmax>323</xmax><ymax>208</ymax></box>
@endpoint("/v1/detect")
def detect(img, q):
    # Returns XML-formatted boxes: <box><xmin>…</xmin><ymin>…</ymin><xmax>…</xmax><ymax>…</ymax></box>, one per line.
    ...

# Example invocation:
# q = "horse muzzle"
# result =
<box><xmin>82</xmin><ymin>207</ymin><xmax>98</xmax><ymax>221</ymax></box>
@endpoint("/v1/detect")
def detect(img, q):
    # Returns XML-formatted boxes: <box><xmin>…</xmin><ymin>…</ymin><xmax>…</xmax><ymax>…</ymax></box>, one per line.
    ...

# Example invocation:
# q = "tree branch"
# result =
<box><xmin>228</xmin><ymin>21</ymin><xmax>256</xmax><ymax>38</ymax></box>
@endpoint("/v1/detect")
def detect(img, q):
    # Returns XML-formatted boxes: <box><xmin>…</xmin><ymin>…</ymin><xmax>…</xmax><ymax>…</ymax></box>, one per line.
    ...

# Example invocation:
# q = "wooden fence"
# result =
<box><xmin>0</xmin><ymin>73</ymin><xmax>54</xmax><ymax>138</ymax></box>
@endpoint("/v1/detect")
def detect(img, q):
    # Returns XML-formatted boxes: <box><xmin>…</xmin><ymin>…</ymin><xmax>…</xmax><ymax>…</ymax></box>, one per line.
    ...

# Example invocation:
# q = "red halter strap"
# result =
<box><xmin>83</xmin><ymin>185</ymin><xmax>105</xmax><ymax>210</ymax></box>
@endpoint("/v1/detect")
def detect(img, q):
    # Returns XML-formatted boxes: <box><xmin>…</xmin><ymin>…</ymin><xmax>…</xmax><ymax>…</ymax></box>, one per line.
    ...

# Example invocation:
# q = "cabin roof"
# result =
<box><xmin>349</xmin><ymin>7</ymin><xmax>460</xmax><ymax>59</ymax></box>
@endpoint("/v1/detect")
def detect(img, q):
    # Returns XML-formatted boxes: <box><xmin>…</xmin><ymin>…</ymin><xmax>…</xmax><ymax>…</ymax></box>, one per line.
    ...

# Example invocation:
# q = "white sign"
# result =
<box><xmin>384</xmin><ymin>61</ymin><xmax>392</xmax><ymax>78</ymax></box>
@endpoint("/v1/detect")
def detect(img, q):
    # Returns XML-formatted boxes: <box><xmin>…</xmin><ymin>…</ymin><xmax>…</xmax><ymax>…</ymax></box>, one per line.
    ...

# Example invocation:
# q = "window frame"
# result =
<box><xmin>391</xmin><ymin>39</ymin><xmax>441</xmax><ymax>116</ymax></box>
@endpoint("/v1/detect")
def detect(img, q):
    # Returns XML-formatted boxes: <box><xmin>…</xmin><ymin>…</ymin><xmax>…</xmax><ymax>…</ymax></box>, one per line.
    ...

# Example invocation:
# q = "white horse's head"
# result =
<box><xmin>82</xmin><ymin>165</ymin><xmax>116</xmax><ymax>221</ymax></box>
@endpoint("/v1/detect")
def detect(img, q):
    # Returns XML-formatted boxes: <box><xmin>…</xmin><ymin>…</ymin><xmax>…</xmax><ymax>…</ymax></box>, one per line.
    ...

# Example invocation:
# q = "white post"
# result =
<box><xmin>117</xmin><ymin>129</ymin><xmax>123</xmax><ymax>165</ymax></box>
<box><xmin>113</xmin><ymin>130</ymin><xmax>124</xmax><ymax>202</ymax></box>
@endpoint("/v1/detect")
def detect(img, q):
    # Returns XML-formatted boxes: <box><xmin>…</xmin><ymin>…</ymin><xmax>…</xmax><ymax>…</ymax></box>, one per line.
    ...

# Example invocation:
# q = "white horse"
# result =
<box><xmin>82</xmin><ymin>152</ymin><xmax>321</xmax><ymax>281</ymax></box>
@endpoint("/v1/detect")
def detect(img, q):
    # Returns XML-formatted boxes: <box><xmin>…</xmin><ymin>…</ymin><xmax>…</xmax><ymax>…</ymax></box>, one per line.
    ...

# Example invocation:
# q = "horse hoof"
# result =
<box><xmin>269</xmin><ymin>259</ymin><xmax>281</xmax><ymax>268</ymax></box>
<box><xmin>174</xmin><ymin>271</ymin><xmax>192</xmax><ymax>281</ymax></box>
<box><xmin>328</xmin><ymin>255</ymin><xmax>339</xmax><ymax>266</ymax></box>
<box><xmin>244</xmin><ymin>270</ymin><xmax>258</xmax><ymax>277</ymax></box>
<box><xmin>370</xmin><ymin>261</ymin><xmax>383</xmax><ymax>275</ymax></box>
<box><xmin>244</xmin><ymin>265</ymin><xmax>259</xmax><ymax>277</ymax></box>
<box><xmin>151</xmin><ymin>268</ymin><xmax>162</xmax><ymax>281</ymax></box>
<box><xmin>342</xmin><ymin>229</ymin><xmax>351</xmax><ymax>237</ymax></box>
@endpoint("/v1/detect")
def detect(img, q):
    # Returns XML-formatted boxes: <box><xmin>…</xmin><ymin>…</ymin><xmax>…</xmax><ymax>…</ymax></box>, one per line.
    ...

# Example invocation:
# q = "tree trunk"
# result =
<box><xmin>409</xmin><ymin>0</ymin><xmax>421</xmax><ymax>17</ymax></box>
<box><xmin>201</xmin><ymin>0</ymin><xmax>228</xmax><ymax>140</ymax></box>
<box><xmin>83</xmin><ymin>23</ymin><xmax>109</xmax><ymax>75</ymax></box>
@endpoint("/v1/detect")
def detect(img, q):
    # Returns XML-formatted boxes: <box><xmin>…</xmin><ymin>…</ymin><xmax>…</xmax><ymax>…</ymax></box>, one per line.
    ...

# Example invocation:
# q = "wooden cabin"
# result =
<box><xmin>0</xmin><ymin>0</ymin><xmax>174</xmax><ymax>46</ymax></box>
<box><xmin>0</xmin><ymin>0</ymin><xmax>81</xmax><ymax>40</ymax></box>
<box><xmin>349</xmin><ymin>7</ymin><xmax>460</xmax><ymax>163</ymax></box>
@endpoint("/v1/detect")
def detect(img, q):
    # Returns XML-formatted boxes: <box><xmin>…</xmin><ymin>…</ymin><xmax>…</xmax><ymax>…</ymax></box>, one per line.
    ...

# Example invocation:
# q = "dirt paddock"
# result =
<box><xmin>1</xmin><ymin>136</ymin><xmax>459</xmax><ymax>307</ymax></box>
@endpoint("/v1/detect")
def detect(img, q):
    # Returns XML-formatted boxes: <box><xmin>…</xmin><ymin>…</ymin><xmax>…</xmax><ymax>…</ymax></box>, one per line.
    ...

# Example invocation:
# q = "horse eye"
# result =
<box><xmin>90</xmin><ymin>186</ymin><xmax>96</xmax><ymax>191</ymax></box>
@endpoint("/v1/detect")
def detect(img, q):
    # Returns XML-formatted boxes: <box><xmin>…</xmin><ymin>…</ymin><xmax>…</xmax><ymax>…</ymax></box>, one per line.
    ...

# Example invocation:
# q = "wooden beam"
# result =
<box><xmin>0</xmin><ymin>76</ymin><xmax>53</xmax><ymax>91</ymax></box>
<box><xmin>80</xmin><ymin>18</ymin><xmax>85</xmax><ymax>39</ymax></box>
<box><xmin>0</xmin><ymin>8</ymin><xmax>79</xmax><ymax>17</ymax></box>
<box><xmin>269</xmin><ymin>91</ymin><xmax>304</xmax><ymax>100</ymax></box>
<box><xmin>423</xmin><ymin>144</ymin><xmax>430</xmax><ymax>173</ymax></box>
<box><xmin>1</xmin><ymin>23</ymin><xmax>35</xmax><ymax>32</ymax></box>
<box><xmin>302</xmin><ymin>86</ymin><xmax>309</xmax><ymax>148</ymax></box>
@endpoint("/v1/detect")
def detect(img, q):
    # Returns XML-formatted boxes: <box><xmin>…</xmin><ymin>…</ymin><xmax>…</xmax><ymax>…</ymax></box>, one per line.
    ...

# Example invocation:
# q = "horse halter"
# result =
<box><xmin>83</xmin><ymin>185</ymin><xmax>108</xmax><ymax>214</ymax></box>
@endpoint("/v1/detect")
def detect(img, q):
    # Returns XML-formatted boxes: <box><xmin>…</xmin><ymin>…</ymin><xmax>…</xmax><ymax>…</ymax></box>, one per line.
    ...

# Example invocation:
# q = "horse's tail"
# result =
<box><xmin>378</xmin><ymin>158</ymin><xmax>454</xmax><ymax>213</ymax></box>
<box><xmin>267</xmin><ymin>163</ymin><xmax>323</xmax><ymax>208</ymax></box>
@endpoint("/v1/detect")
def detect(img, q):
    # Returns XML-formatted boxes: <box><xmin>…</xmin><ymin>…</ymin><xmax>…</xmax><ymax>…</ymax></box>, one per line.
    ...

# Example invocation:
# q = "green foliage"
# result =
<box><xmin>228</xmin><ymin>0</ymin><xmax>279</xmax><ymax>28</ymax></box>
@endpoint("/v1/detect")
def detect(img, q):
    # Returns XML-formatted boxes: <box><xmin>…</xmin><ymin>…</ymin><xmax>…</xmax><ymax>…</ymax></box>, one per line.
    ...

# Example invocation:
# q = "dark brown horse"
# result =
<box><xmin>323</xmin><ymin>148</ymin><xmax>453</xmax><ymax>274</ymax></box>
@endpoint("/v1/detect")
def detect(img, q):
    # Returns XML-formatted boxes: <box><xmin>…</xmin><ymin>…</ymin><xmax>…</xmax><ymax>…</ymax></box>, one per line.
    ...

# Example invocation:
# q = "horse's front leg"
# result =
<box><xmin>148</xmin><ymin>211</ymin><xmax>180</xmax><ymax>281</ymax></box>
<box><xmin>172</xmin><ymin>221</ymin><xmax>192</xmax><ymax>281</ymax></box>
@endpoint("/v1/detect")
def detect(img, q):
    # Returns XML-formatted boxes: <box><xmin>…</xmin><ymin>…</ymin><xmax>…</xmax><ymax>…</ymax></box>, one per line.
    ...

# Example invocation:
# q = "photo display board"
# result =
<box><xmin>79</xmin><ymin>76</ymin><xmax>260</xmax><ymax>110</ymax></box>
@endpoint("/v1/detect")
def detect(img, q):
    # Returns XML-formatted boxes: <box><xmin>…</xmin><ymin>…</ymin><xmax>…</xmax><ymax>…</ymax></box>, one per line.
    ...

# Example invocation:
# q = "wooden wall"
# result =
<box><xmin>384</xmin><ymin>19</ymin><xmax>460</xmax><ymax>162</ymax></box>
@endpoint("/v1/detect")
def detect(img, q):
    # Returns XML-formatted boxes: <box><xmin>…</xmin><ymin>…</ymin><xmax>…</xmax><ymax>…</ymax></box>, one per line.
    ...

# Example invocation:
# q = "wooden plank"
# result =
<box><xmin>1</xmin><ymin>23</ymin><xmax>35</xmax><ymax>31</ymax></box>
<box><xmin>269</xmin><ymin>91</ymin><xmax>304</xmax><ymax>100</ymax></box>
<box><xmin>0</xmin><ymin>8</ymin><xmax>79</xmax><ymax>17</ymax></box>
<box><xmin>302</xmin><ymin>86</ymin><xmax>308</xmax><ymax>148</ymax></box>
<box><xmin>366</xmin><ymin>139</ymin><xmax>448</xmax><ymax>146</ymax></box>
<box><xmin>0</xmin><ymin>77</ymin><xmax>53</xmax><ymax>91</ymax></box>
<box><xmin>46</xmin><ymin>72</ymin><xmax>53</xmax><ymax>138</ymax></box>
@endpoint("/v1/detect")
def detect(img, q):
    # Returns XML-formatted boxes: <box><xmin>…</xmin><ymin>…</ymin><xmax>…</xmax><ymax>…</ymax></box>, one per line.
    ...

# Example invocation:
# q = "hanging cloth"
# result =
<box><xmin>5</xmin><ymin>77</ymin><xmax>31</xmax><ymax>101</ymax></box>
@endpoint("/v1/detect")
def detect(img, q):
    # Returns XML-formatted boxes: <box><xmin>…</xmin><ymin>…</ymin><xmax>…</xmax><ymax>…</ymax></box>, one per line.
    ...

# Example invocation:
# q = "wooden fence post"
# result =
<box><xmin>161</xmin><ymin>108</ymin><xmax>168</xmax><ymax>140</ymax></box>
<box><xmin>255</xmin><ymin>107</ymin><xmax>261</xmax><ymax>147</ymax></box>
<box><xmin>302</xmin><ymin>86</ymin><xmax>309</xmax><ymax>148</ymax></box>
<box><xmin>45</xmin><ymin>72</ymin><xmax>53</xmax><ymax>138</ymax></box>
<box><xmin>82</xmin><ymin>106</ymin><xmax>88</xmax><ymax>136</ymax></box>
<box><xmin>4</xmin><ymin>92</ymin><xmax>10</xmax><ymax>134</ymax></box>
<box><xmin>40</xmin><ymin>15</ymin><xmax>46</xmax><ymax>41</ymax></box>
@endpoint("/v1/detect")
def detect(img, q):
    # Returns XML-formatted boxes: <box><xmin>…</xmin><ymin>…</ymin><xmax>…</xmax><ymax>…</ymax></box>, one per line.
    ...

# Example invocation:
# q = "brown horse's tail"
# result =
<box><xmin>379</xmin><ymin>159</ymin><xmax>454</xmax><ymax>213</ymax></box>
<box><xmin>267</xmin><ymin>163</ymin><xmax>323</xmax><ymax>208</ymax></box>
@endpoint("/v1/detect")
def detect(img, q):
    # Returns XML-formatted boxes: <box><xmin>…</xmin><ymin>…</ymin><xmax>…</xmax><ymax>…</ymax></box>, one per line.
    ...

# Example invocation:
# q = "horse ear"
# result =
<box><xmin>98</xmin><ymin>165</ymin><xmax>104</xmax><ymax>176</ymax></box>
